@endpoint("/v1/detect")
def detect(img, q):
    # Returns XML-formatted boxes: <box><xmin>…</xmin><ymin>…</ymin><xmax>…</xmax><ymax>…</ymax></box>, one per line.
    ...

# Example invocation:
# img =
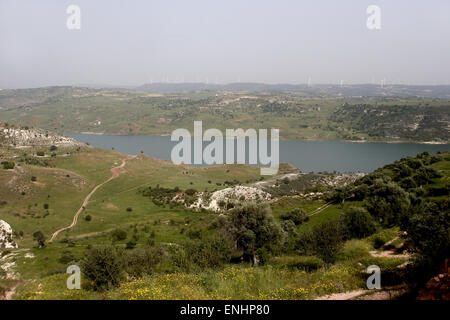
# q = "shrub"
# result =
<box><xmin>43</xmin><ymin>203</ymin><xmax>49</xmax><ymax>210</ymax></box>
<box><xmin>185</xmin><ymin>189</ymin><xmax>197</xmax><ymax>196</ymax></box>
<box><xmin>123</xmin><ymin>247</ymin><xmax>164</xmax><ymax>278</ymax></box>
<box><xmin>342</xmin><ymin>207</ymin><xmax>377</xmax><ymax>239</ymax></box>
<box><xmin>58</xmin><ymin>250</ymin><xmax>76</xmax><ymax>264</ymax></box>
<box><xmin>84</xmin><ymin>214</ymin><xmax>92</xmax><ymax>221</ymax></box>
<box><xmin>36</xmin><ymin>151</ymin><xmax>45</xmax><ymax>157</ymax></box>
<box><xmin>125</xmin><ymin>240</ymin><xmax>136</xmax><ymax>250</ymax></box>
<box><xmin>126</xmin><ymin>207</ymin><xmax>133</xmax><ymax>212</ymax></box>
<box><xmin>280</xmin><ymin>220</ymin><xmax>296</xmax><ymax>235</ymax></box>
<box><xmin>81</xmin><ymin>246</ymin><xmax>125</xmax><ymax>290</ymax></box>
<box><xmin>32</xmin><ymin>230</ymin><xmax>46</xmax><ymax>248</ymax></box>
<box><xmin>111</xmin><ymin>229</ymin><xmax>127</xmax><ymax>241</ymax></box>
<box><xmin>373</xmin><ymin>237</ymin><xmax>385</xmax><ymax>249</ymax></box>
<box><xmin>406</xmin><ymin>203</ymin><xmax>449</xmax><ymax>270</ymax></box>
<box><xmin>295</xmin><ymin>220</ymin><xmax>344</xmax><ymax>263</ymax></box>
<box><xmin>2</xmin><ymin>161</ymin><xmax>15</xmax><ymax>170</ymax></box>
<box><xmin>365</xmin><ymin>180</ymin><xmax>410</xmax><ymax>227</ymax></box>
<box><xmin>280</xmin><ymin>208</ymin><xmax>308</xmax><ymax>225</ymax></box>
<box><xmin>170</xmin><ymin>235</ymin><xmax>234</xmax><ymax>271</ymax></box>
<box><xmin>31</xmin><ymin>176</ymin><xmax>37</xmax><ymax>182</ymax></box>
<box><xmin>49</xmin><ymin>145</ymin><xmax>57</xmax><ymax>151</ymax></box>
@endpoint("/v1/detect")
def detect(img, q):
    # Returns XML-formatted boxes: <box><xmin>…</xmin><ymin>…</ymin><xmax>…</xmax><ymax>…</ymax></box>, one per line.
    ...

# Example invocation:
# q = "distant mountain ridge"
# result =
<box><xmin>135</xmin><ymin>82</ymin><xmax>450</xmax><ymax>98</ymax></box>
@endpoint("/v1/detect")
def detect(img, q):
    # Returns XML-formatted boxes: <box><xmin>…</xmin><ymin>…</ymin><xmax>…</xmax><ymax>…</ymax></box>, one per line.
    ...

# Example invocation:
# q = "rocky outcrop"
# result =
<box><xmin>189</xmin><ymin>186</ymin><xmax>271</xmax><ymax>212</ymax></box>
<box><xmin>0</xmin><ymin>125</ymin><xmax>81</xmax><ymax>147</ymax></box>
<box><xmin>0</xmin><ymin>220</ymin><xmax>18</xmax><ymax>249</ymax></box>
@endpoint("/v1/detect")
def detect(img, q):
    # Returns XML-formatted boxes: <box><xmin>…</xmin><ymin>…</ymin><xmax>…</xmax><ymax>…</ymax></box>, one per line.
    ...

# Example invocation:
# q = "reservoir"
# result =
<box><xmin>64</xmin><ymin>133</ymin><xmax>450</xmax><ymax>173</ymax></box>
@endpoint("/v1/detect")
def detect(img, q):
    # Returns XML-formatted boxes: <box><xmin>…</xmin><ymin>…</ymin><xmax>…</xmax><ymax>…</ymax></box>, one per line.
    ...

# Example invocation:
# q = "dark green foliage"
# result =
<box><xmin>372</xmin><ymin>236</ymin><xmax>386</xmax><ymax>249</ymax></box>
<box><xmin>84</xmin><ymin>214</ymin><xmax>92</xmax><ymax>221</ymax></box>
<box><xmin>125</xmin><ymin>240</ymin><xmax>136</xmax><ymax>250</ymax></box>
<box><xmin>185</xmin><ymin>188</ymin><xmax>197</xmax><ymax>196</ymax></box>
<box><xmin>342</xmin><ymin>207</ymin><xmax>377</xmax><ymax>239</ymax></box>
<box><xmin>123</xmin><ymin>247</ymin><xmax>164</xmax><ymax>278</ymax></box>
<box><xmin>111</xmin><ymin>228</ymin><xmax>127</xmax><ymax>241</ymax></box>
<box><xmin>406</xmin><ymin>203</ymin><xmax>450</xmax><ymax>270</ymax></box>
<box><xmin>426</xmin><ymin>184</ymin><xmax>450</xmax><ymax>197</ymax></box>
<box><xmin>58</xmin><ymin>250</ymin><xmax>76</xmax><ymax>264</ymax></box>
<box><xmin>81</xmin><ymin>246</ymin><xmax>125</xmax><ymax>291</ymax></box>
<box><xmin>170</xmin><ymin>235</ymin><xmax>234</xmax><ymax>271</ymax></box>
<box><xmin>32</xmin><ymin>230</ymin><xmax>46</xmax><ymax>248</ymax></box>
<box><xmin>2</xmin><ymin>161</ymin><xmax>15</xmax><ymax>170</ymax></box>
<box><xmin>225</xmin><ymin>203</ymin><xmax>285</xmax><ymax>265</ymax></box>
<box><xmin>280</xmin><ymin>220</ymin><xmax>296</xmax><ymax>235</ymax></box>
<box><xmin>296</xmin><ymin>220</ymin><xmax>345</xmax><ymax>263</ymax></box>
<box><xmin>280</xmin><ymin>208</ymin><xmax>308</xmax><ymax>225</ymax></box>
<box><xmin>351</xmin><ymin>184</ymin><xmax>369</xmax><ymax>201</ymax></box>
<box><xmin>364</xmin><ymin>179</ymin><xmax>411</xmax><ymax>227</ymax></box>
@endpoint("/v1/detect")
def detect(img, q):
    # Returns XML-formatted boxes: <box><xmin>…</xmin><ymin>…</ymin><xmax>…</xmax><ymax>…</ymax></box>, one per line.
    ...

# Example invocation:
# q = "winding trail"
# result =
<box><xmin>49</xmin><ymin>156</ymin><xmax>134</xmax><ymax>242</ymax></box>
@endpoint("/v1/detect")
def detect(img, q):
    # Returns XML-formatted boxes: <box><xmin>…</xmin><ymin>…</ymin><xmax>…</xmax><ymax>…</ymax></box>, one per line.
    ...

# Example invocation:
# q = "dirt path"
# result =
<box><xmin>307</xmin><ymin>201</ymin><xmax>333</xmax><ymax>217</ymax></box>
<box><xmin>49</xmin><ymin>156</ymin><xmax>134</xmax><ymax>242</ymax></box>
<box><xmin>315</xmin><ymin>289</ymin><xmax>368</xmax><ymax>300</ymax></box>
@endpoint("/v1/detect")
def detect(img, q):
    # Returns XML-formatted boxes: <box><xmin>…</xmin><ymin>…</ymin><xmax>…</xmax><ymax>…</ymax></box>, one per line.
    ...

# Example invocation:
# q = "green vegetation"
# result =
<box><xmin>0</xmin><ymin>87</ymin><xmax>448</xmax><ymax>142</ymax></box>
<box><xmin>1</xmin><ymin>131</ymin><xmax>448</xmax><ymax>300</ymax></box>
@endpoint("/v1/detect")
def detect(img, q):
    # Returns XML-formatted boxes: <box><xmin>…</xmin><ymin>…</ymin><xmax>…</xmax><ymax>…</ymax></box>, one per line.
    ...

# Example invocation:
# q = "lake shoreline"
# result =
<box><xmin>62</xmin><ymin>132</ymin><xmax>449</xmax><ymax>145</ymax></box>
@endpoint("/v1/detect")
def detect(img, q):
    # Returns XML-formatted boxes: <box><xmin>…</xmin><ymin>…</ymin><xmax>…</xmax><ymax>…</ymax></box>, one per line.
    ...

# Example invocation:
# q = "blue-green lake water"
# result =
<box><xmin>64</xmin><ymin>133</ymin><xmax>449</xmax><ymax>173</ymax></box>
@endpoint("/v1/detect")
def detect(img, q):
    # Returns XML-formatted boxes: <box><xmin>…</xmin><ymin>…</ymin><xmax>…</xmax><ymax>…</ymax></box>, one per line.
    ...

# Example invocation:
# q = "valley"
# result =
<box><xmin>0</xmin><ymin>125</ymin><xmax>448</xmax><ymax>300</ymax></box>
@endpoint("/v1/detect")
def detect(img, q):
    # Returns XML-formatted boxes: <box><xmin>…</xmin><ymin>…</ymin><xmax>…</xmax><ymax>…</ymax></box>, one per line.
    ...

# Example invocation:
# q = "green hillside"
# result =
<box><xmin>1</xmin><ymin>87</ymin><xmax>449</xmax><ymax>142</ymax></box>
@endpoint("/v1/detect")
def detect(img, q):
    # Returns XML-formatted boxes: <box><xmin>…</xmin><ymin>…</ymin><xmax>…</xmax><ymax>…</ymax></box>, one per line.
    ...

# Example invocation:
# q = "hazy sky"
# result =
<box><xmin>1</xmin><ymin>0</ymin><xmax>450</xmax><ymax>88</ymax></box>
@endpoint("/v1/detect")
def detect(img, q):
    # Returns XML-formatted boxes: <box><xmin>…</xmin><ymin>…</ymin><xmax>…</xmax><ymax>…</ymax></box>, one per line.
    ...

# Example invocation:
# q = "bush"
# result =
<box><xmin>31</xmin><ymin>176</ymin><xmax>37</xmax><ymax>182</ymax></box>
<box><xmin>2</xmin><ymin>161</ymin><xmax>15</xmax><ymax>170</ymax></box>
<box><xmin>406</xmin><ymin>203</ymin><xmax>449</xmax><ymax>271</ymax></box>
<box><xmin>84</xmin><ymin>214</ymin><xmax>92</xmax><ymax>221</ymax></box>
<box><xmin>280</xmin><ymin>220</ymin><xmax>296</xmax><ymax>235</ymax></box>
<box><xmin>123</xmin><ymin>247</ymin><xmax>164</xmax><ymax>278</ymax></box>
<box><xmin>280</xmin><ymin>208</ymin><xmax>308</xmax><ymax>225</ymax></box>
<box><xmin>342</xmin><ymin>207</ymin><xmax>377</xmax><ymax>239</ymax></box>
<box><xmin>81</xmin><ymin>246</ymin><xmax>125</xmax><ymax>291</ymax></box>
<box><xmin>58</xmin><ymin>250</ymin><xmax>76</xmax><ymax>264</ymax></box>
<box><xmin>32</xmin><ymin>230</ymin><xmax>46</xmax><ymax>248</ymax></box>
<box><xmin>125</xmin><ymin>240</ymin><xmax>136</xmax><ymax>250</ymax></box>
<box><xmin>169</xmin><ymin>235</ymin><xmax>234</xmax><ymax>271</ymax></box>
<box><xmin>365</xmin><ymin>180</ymin><xmax>411</xmax><ymax>227</ymax></box>
<box><xmin>111</xmin><ymin>229</ymin><xmax>127</xmax><ymax>241</ymax></box>
<box><xmin>126</xmin><ymin>207</ymin><xmax>133</xmax><ymax>212</ymax></box>
<box><xmin>185</xmin><ymin>189</ymin><xmax>197</xmax><ymax>196</ymax></box>
<box><xmin>373</xmin><ymin>237</ymin><xmax>386</xmax><ymax>249</ymax></box>
<box><xmin>36</xmin><ymin>151</ymin><xmax>45</xmax><ymax>157</ymax></box>
<box><xmin>295</xmin><ymin>220</ymin><xmax>345</xmax><ymax>263</ymax></box>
